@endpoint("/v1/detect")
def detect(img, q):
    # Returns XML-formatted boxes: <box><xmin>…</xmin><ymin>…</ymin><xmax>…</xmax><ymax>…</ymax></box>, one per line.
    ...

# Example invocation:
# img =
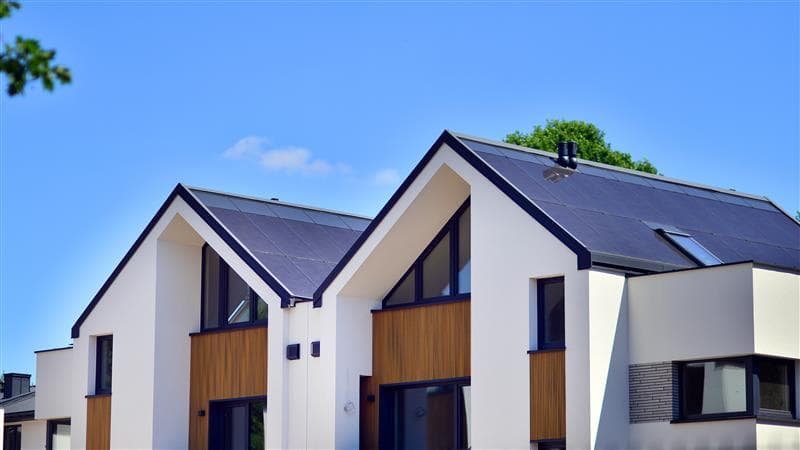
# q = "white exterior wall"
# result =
<box><xmin>20</xmin><ymin>419</ymin><xmax>46</xmax><ymax>450</ymax></box>
<box><xmin>758</xmin><ymin>422</ymin><xmax>800</xmax><ymax>450</ymax></box>
<box><xmin>753</xmin><ymin>267</ymin><xmax>800</xmax><ymax>359</ymax></box>
<box><xmin>629</xmin><ymin>419</ymin><xmax>757</xmax><ymax>449</ymax></box>
<box><xmin>35</xmin><ymin>348</ymin><xmax>73</xmax><ymax>420</ymax></box>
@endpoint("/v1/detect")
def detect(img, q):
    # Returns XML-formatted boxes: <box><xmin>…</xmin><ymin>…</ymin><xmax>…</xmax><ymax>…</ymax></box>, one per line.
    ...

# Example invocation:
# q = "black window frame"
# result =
<box><xmin>4</xmin><ymin>424</ymin><xmax>22</xmax><ymax>450</ymax></box>
<box><xmin>537</xmin><ymin>277</ymin><xmax>565</xmax><ymax>350</ymax></box>
<box><xmin>95</xmin><ymin>335</ymin><xmax>113</xmax><ymax>395</ymax></box>
<box><xmin>537</xmin><ymin>439</ymin><xmax>566</xmax><ymax>450</ymax></box>
<box><xmin>378</xmin><ymin>377</ymin><xmax>471</xmax><ymax>450</ymax></box>
<box><xmin>676</xmin><ymin>355</ymin><xmax>797</xmax><ymax>423</ymax></box>
<box><xmin>208</xmin><ymin>395</ymin><xmax>267</xmax><ymax>450</ymax></box>
<box><xmin>201</xmin><ymin>244</ymin><xmax>268</xmax><ymax>331</ymax></box>
<box><xmin>382</xmin><ymin>199</ymin><xmax>470</xmax><ymax>308</ymax></box>
<box><xmin>46</xmin><ymin>418</ymin><xmax>71</xmax><ymax>450</ymax></box>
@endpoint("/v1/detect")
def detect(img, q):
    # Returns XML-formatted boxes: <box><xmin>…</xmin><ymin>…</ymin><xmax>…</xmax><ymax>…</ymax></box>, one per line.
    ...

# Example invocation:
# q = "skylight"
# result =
<box><xmin>659</xmin><ymin>230</ymin><xmax>722</xmax><ymax>266</ymax></box>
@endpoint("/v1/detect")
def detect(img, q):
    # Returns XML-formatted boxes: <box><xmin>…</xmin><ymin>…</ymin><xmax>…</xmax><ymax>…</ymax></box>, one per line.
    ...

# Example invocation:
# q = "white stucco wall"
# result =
<box><xmin>629</xmin><ymin>419</ymin><xmax>757</xmax><ymax>449</ymax></box>
<box><xmin>35</xmin><ymin>348</ymin><xmax>72</xmax><ymax>420</ymax></box>
<box><xmin>753</xmin><ymin>267</ymin><xmax>800</xmax><ymax>359</ymax></box>
<box><xmin>20</xmin><ymin>419</ymin><xmax>47</xmax><ymax>450</ymax></box>
<box><xmin>757</xmin><ymin>422</ymin><xmax>800</xmax><ymax>450</ymax></box>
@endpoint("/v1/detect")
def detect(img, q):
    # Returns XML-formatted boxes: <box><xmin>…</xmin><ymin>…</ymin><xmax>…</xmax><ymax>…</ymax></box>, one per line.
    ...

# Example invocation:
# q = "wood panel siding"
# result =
<box><xmin>529</xmin><ymin>349</ymin><xmax>566</xmax><ymax>441</ymax></box>
<box><xmin>188</xmin><ymin>326</ymin><xmax>267</xmax><ymax>450</ymax></box>
<box><xmin>361</xmin><ymin>299</ymin><xmax>470</xmax><ymax>449</ymax></box>
<box><xmin>86</xmin><ymin>394</ymin><xmax>111</xmax><ymax>450</ymax></box>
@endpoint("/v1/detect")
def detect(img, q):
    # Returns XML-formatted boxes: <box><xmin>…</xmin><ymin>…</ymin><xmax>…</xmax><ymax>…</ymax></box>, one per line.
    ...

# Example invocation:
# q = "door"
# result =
<box><xmin>4</xmin><ymin>425</ymin><xmax>22</xmax><ymax>450</ymax></box>
<box><xmin>209</xmin><ymin>397</ymin><xmax>266</xmax><ymax>450</ymax></box>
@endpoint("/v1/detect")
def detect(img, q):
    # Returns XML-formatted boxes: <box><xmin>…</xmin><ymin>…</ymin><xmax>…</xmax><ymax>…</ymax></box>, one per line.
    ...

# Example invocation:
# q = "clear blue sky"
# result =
<box><xmin>1</xmin><ymin>1</ymin><xmax>798</xmax><ymax>379</ymax></box>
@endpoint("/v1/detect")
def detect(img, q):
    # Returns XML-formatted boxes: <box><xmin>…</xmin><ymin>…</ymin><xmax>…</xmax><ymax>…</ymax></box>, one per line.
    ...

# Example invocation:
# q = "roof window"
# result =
<box><xmin>659</xmin><ymin>229</ymin><xmax>722</xmax><ymax>266</ymax></box>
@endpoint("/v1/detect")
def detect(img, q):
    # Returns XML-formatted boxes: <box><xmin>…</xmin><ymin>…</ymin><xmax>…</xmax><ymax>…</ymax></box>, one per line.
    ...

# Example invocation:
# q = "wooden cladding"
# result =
<box><xmin>188</xmin><ymin>326</ymin><xmax>267</xmax><ymax>450</ymax></box>
<box><xmin>361</xmin><ymin>300</ymin><xmax>471</xmax><ymax>449</ymax></box>
<box><xmin>86</xmin><ymin>395</ymin><xmax>111</xmax><ymax>450</ymax></box>
<box><xmin>529</xmin><ymin>349</ymin><xmax>566</xmax><ymax>441</ymax></box>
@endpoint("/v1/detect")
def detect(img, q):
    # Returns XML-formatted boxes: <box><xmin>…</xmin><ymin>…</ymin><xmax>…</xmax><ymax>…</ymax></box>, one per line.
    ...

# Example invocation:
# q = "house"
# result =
<box><xmin>29</xmin><ymin>130</ymin><xmax>800</xmax><ymax>449</ymax></box>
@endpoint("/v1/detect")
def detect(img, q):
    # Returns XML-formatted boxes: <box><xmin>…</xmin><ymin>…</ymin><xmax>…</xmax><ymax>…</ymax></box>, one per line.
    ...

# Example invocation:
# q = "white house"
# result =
<box><xmin>21</xmin><ymin>130</ymin><xmax>800</xmax><ymax>449</ymax></box>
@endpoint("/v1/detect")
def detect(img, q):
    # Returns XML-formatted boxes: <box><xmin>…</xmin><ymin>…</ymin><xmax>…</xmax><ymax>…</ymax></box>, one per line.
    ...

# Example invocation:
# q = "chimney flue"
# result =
<box><xmin>566</xmin><ymin>141</ymin><xmax>578</xmax><ymax>169</ymax></box>
<box><xmin>2</xmin><ymin>373</ymin><xmax>31</xmax><ymax>399</ymax></box>
<box><xmin>557</xmin><ymin>142</ymin><xmax>569</xmax><ymax>167</ymax></box>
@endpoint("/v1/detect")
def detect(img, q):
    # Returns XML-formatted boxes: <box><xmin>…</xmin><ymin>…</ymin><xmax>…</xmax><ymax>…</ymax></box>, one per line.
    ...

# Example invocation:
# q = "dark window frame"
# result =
<box><xmin>676</xmin><ymin>355</ymin><xmax>797</xmax><ymax>423</ymax></box>
<box><xmin>46</xmin><ymin>418</ymin><xmax>71</xmax><ymax>450</ymax></box>
<box><xmin>658</xmin><ymin>229</ymin><xmax>722</xmax><ymax>266</ymax></box>
<box><xmin>201</xmin><ymin>244</ymin><xmax>268</xmax><ymax>331</ymax></box>
<box><xmin>4</xmin><ymin>424</ymin><xmax>22</xmax><ymax>450</ymax></box>
<box><xmin>95</xmin><ymin>335</ymin><xmax>113</xmax><ymax>395</ymax></box>
<box><xmin>537</xmin><ymin>439</ymin><xmax>566</xmax><ymax>450</ymax></box>
<box><xmin>382</xmin><ymin>199</ymin><xmax>470</xmax><ymax>308</ymax></box>
<box><xmin>208</xmin><ymin>395</ymin><xmax>267</xmax><ymax>450</ymax></box>
<box><xmin>537</xmin><ymin>277</ymin><xmax>565</xmax><ymax>350</ymax></box>
<box><xmin>378</xmin><ymin>377</ymin><xmax>471</xmax><ymax>450</ymax></box>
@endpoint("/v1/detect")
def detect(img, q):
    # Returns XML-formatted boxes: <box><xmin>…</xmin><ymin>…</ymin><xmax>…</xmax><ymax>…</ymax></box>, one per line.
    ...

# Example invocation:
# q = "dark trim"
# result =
<box><xmin>3</xmin><ymin>411</ymin><xmax>34</xmax><ymax>422</ymax></box>
<box><xmin>592</xmin><ymin>252</ymin><xmax>690</xmax><ymax>274</ymax></box>
<box><xmin>537</xmin><ymin>277</ymin><xmax>565</xmax><ymax>350</ymax></box>
<box><xmin>71</xmin><ymin>183</ymin><xmax>294</xmax><ymax>338</ymax></box>
<box><xmin>756</xmin><ymin>415</ymin><xmax>800</xmax><ymax>426</ymax></box>
<box><xmin>628</xmin><ymin>260</ymin><xmax>755</xmax><ymax>278</ymax></box>
<box><xmin>671</xmin><ymin>415</ymin><xmax>756</xmax><ymax>424</ymax></box>
<box><xmin>34</xmin><ymin>346</ymin><xmax>73</xmax><ymax>354</ymax></box>
<box><xmin>371</xmin><ymin>296</ymin><xmax>470</xmax><ymax>314</ymax></box>
<box><xmin>313</xmin><ymin>130</ymin><xmax>592</xmax><ymax>307</ymax></box>
<box><xmin>527</xmin><ymin>347</ymin><xmax>566</xmax><ymax>355</ymax></box>
<box><xmin>94</xmin><ymin>335</ymin><xmax>113</xmax><ymax>395</ymax></box>
<box><xmin>188</xmin><ymin>322</ymin><xmax>267</xmax><ymax>337</ymax></box>
<box><xmin>46</xmin><ymin>418</ymin><xmax>71</xmax><ymax>450</ymax></box>
<box><xmin>533</xmin><ymin>438</ymin><xmax>567</xmax><ymax>448</ymax></box>
<box><xmin>84</xmin><ymin>393</ymin><xmax>112</xmax><ymax>399</ymax></box>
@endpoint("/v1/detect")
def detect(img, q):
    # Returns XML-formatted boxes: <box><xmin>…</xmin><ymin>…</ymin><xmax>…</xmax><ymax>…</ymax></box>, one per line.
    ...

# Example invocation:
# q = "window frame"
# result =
<box><xmin>94</xmin><ymin>335</ymin><xmax>113</xmax><ymax>395</ymax></box>
<box><xmin>378</xmin><ymin>377</ymin><xmax>471</xmax><ymax>450</ymax></box>
<box><xmin>382</xmin><ymin>199</ymin><xmax>470</xmax><ymax>308</ymax></box>
<box><xmin>676</xmin><ymin>355</ymin><xmax>798</xmax><ymax>423</ymax></box>
<box><xmin>658</xmin><ymin>229</ymin><xmax>721</xmax><ymax>266</ymax></box>
<box><xmin>46</xmin><ymin>418</ymin><xmax>71</xmax><ymax>450</ymax></box>
<box><xmin>537</xmin><ymin>277</ymin><xmax>566</xmax><ymax>350</ymax></box>
<box><xmin>201</xmin><ymin>244</ymin><xmax>268</xmax><ymax>331</ymax></box>
<box><xmin>208</xmin><ymin>395</ymin><xmax>267</xmax><ymax>450</ymax></box>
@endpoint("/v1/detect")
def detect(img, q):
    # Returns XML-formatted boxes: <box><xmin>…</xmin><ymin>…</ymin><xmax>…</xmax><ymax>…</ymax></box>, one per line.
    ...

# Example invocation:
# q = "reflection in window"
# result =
<box><xmin>385</xmin><ymin>271</ymin><xmax>415</xmax><ymax>306</ymax></box>
<box><xmin>457</xmin><ymin>208</ymin><xmax>471</xmax><ymax>294</ymax></box>
<box><xmin>202</xmin><ymin>244</ymin><xmax>268</xmax><ymax>330</ymax></box>
<box><xmin>660</xmin><ymin>230</ymin><xmax>721</xmax><ymax>266</ymax></box>
<box><xmin>758</xmin><ymin>358</ymin><xmax>791</xmax><ymax>412</ymax></box>
<box><xmin>47</xmin><ymin>419</ymin><xmax>70</xmax><ymax>450</ymax></box>
<box><xmin>227</xmin><ymin>269</ymin><xmax>251</xmax><ymax>324</ymax></box>
<box><xmin>95</xmin><ymin>335</ymin><xmax>113</xmax><ymax>395</ymax></box>
<box><xmin>537</xmin><ymin>278</ymin><xmax>565</xmax><ymax>349</ymax></box>
<box><xmin>682</xmin><ymin>360</ymin><xmax>747</xmax><ymax>417</ymax></box>
<box><xmin>203</xmin><ymin>245</ymin><xmax>221</xmax><ymax>329</ymax></box>
<box><xmin>422</xmin><ymin>233</ymin><xmax>451</xmax><ymax>299</ymax></box>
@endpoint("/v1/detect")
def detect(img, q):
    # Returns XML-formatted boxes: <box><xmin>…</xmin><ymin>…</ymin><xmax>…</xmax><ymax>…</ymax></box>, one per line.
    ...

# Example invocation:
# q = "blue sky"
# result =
<box><xmin>1</xmin><ymin>1</ymin><xmax>798</xmax><ymax>379</ymax></box>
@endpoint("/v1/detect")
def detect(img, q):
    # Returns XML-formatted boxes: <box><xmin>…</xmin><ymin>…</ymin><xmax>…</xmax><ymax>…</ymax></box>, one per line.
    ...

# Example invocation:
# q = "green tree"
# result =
<box><xmin>505</xmin><ymin>119</ymin><xmax>657</xmax><ymax>174</ymax></box>
<box><xmin>0</xmin><ymin>1</ymin><xmax>71</xmax><ymax>96</ymax></box>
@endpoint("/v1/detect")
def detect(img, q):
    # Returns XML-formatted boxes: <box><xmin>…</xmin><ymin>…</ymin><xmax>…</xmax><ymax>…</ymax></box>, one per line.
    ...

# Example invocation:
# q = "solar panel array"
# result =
<box><xmin>190</xmin><ymin>188</ymin><xmax>370</xmax><ymax>299</ymax></box>
<box><xmin>459</xmin><ymin>138</ymin><xmax>800</xmax><ymax>271</ymax></box>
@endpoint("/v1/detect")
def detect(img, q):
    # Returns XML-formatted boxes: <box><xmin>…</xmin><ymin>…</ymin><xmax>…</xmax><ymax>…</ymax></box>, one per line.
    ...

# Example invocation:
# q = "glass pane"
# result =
<box><xmin>668</xmin><ymin>233</ymin><xmax>721</xmax><ymax>266</ymax></box>
<box><xmin>51</xmin><ymin>423</ymin><xmax>71</xmax><ymax>450</ymax></box>
<box><xmin>97</xmin><ymin>337</ymin><xmax>113</xmax><ymax>392</ymax></box>
<box><xmin>422</xmin><ymin>232</ymin><xmax>451</xmax><ymax>299</ymax></box>
<box><xmin>227</xmin><ymin>269</ymin><xmax>251</xmax><ymax>324</ymax></box>
<box><xmin>250</xmin><ymin>401</ymin><xmax>266</xmax><ymax>450</ymax></box>
<box><xmin>256</xmin><ymin>295</ymin><xmax>268</xmax><ymax>321</ymax></box>
<box><xmin>393</xmin><ymin>385</ymin><xmax>455</xmax><ymax>450</ymax></box>
<box><xmin>759</xmin><ymin>359</ymin><xmax>791</xmax><ymax>411</ymax></box>
<box><xmin>203</xmin><ymin>246</ymin><xmax>221</xmax><ymax>328</ymax></box>
<box><xmin>385</xmin><ymin>271</ymin><xmax>415</xmax><ymax>306</ymax></box>
<box><xmin>683</xmin><ymin>360</ymin><xmax>747</xmax><ymax>416</ymax></box>
<box><xmin>541</xmin><ymin>280</ymin><xmax>565</xmax><ymax>346</ymax></box>
<box><xmin>459</xmin><ymin>386</ymin><xmax>471</xmax><ymax>449</ymax></box>
<box><xmin>457</xmin><ymin>208</ymin><xmax>471</xmax><ymax>294</ymax></box>
<box><xmin>226</xmin><ymin>405</ymin><xmax>248</xmax><ymax>450</ymax></box>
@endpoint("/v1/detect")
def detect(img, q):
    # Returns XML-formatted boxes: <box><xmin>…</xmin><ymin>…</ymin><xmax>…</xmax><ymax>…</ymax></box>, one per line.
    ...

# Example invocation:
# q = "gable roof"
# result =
<box><xmin>0</xmin><ymin>390</ymin><xmax>35</xmax><ymax>421</ymax></box>
<box><xmin>312</xmin><ymin>130</ymin><xmax>799</xmax><ymax>306</ymax></box>
<box><xmin>71</xmin><ymin>184</ymin><xmax>370</xmax><ymax>338</ymax></box>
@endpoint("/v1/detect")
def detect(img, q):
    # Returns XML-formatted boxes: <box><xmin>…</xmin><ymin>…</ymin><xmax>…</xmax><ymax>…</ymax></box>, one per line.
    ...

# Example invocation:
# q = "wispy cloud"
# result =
<box><xmin>223</xmin><ymin>136</ymin><xmax>350</xmax><ymax>175</ymax></box>
<box><xmin>372</xmin><ymin>168</ymin><xmax>401</xmax><ymax>186</ymax></box>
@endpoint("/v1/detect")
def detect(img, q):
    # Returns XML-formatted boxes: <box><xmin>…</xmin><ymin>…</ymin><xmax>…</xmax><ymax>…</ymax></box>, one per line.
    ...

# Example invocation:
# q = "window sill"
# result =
<box><xmin>671</xmin><ymin>414</ymin><xmax>755</xmax><ymax>424</ymax></box>
<box><xmin>757</xmin><ymin>413</ymin><xmax>800</xmax><ymax>426</ymax></box>
<box><xmin>190</xmin><ymin>322</ymin><xmax>267</xmax><ymax>336</ymax></box>
<box><xmin>85</xmin><ymin>393</ymin><xmax>111</xmax><ymax>399</ymax></box>
<box><xmin>527</xmin><ymin>347</ymin><xmax>566</xmax><ymax>355</ymax></box>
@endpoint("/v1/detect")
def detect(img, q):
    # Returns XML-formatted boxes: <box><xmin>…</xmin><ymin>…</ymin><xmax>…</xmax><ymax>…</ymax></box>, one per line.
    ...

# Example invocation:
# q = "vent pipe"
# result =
<box><xmin>556</xmin><ymin>142</ymin><xmax>569</xmax><ymax>167</ymax></box>
<box><xmin>566</xmin><ymin>141</ymin><xmax>578</xmax><ymax>169</ymax></box>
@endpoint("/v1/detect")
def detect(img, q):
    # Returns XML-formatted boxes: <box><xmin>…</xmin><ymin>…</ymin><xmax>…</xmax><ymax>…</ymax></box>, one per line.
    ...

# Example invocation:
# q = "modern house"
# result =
<box><xmin>23</xmin><ymin>130</ymin><xmax>800</xmax><ymax>449</ymax></box>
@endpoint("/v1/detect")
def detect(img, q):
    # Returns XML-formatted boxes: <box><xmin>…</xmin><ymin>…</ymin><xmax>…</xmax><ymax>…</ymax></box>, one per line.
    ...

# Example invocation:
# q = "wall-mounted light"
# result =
<box><xmin>311</xmin><ymin>341</ymin><xmax>321</xmax><ymax>357</ymax></box>
<box><xmin>286</xmin><ymin>343</ymin><xmax>300</xmax><ymax>360</ymax></box>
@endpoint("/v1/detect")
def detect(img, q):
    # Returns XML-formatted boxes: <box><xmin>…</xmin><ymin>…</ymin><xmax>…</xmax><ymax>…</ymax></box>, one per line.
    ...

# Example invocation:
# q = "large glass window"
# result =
<box><xmin>210</xmin><ymin>397</ymin><xmax>266</xmax><ymax>450</ymax></box>
<box><xmin>682</xmin><ymin>360</ymin><xmax>747</xmax><ymax>417</ymax></box>
<box><xmin>46</xmin><ymin>419</ymin><xmax>71</xmax><ymax>450</ymax></box>
<box><xmin>202</xmin><ymin>244</ymin><xmax>268</xmax><ymax>330</ymax></box>
<box><xmin>383</xmin><ymin>199</ymin><xmax>470</xmax><ymax>308</ymax></box>
<box><xmin>380</xmin><ymin>379</ymin><xmax>470</xmax><ymax>450</ymax></box>
<box><xmin>95</xmin><ymin>335</ymin><xmax>112</xmax><ymax>395</ymax></box>
<box><xmin>758</xmin><ymin>358</ymin><xmax>793</xmax><ymax>414</ymax></box>
<box><xmin>537</xmin><ymin>277</ymin><xmax>565</xmax><ymax>349</ymax></box>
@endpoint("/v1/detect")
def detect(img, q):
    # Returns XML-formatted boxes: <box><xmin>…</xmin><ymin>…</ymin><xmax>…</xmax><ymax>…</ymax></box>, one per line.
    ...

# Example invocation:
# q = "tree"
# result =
<box><xmin>0</xmin><ymin>1</ymin><xmax>70</xmax><ymax>96</ymax></box>
<box><xmin>505</xmin><ymin>119</ymin><xmax>658</xmax><ymax>174</ymax></box>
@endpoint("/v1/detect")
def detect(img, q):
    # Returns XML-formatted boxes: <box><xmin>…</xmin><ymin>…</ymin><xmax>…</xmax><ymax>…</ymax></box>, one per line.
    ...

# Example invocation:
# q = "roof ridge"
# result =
<box><xmin>449</xmin><ymin>131</ymin><xmax>771</xmax><ymax>203</ymax></box>
<box><xmin>184</xmin><ymin>185</ymin><xmax>373</xmax><ymax>220</ymax></box>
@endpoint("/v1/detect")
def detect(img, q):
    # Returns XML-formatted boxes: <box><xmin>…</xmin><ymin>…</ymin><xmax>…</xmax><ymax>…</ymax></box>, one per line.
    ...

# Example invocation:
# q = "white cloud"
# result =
<box><xmin>223</xmin><ymin>136</ymin><xmax>350</xmax><ymax>176</ymax></box>
<box><xmin>373</xmin><ymin>168</ymin><xmax>401</xmax><ymax>186</ymax></box>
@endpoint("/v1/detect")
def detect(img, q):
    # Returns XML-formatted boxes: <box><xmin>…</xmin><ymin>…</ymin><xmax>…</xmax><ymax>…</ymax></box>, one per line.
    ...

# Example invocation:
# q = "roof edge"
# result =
<box><xmin>33</xmin><ymin>346</ymin><xmax>73</xmax><ymax>354</ymax></box>
<box><xmin>311</xmin><ymin>130</ymin><xmax>592</xmax><ymax>307</ymax></box>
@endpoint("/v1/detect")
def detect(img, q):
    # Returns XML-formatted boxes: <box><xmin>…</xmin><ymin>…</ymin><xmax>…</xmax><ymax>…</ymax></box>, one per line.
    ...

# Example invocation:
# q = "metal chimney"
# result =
<box><xmin>2</xmin><ymin>373</ymin><xmax>31</xmax><ymax>399</ymax></box>
<box><xmin>556</xmin><ymin>142</ymin><xmax>569</xmax><ymax>167</ymax></box>
<box><xmin>566</xmin><ymin>141</ymin><xmax>578</xmax><ymax>169</ymax></box>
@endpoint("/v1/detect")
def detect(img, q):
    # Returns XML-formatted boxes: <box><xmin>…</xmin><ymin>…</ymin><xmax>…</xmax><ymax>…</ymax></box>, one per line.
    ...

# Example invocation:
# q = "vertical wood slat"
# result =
<box><xmin>86</xmin><ymin>394</ymin><xmax>111</xmax><ymax>450</ymax></box>
<box><xmin>188</xmin><ymin>326</ymin><xmax>268</xmax><ymax>450</ymax></box>
<box><xmin>529</xmin><ymin>350</ymin><xmax>566</xmax><ymax>441</ymax></box>
<box><xmin>361</xmin><ymin>299</ymin><xmax>471</xmax><ymax>450</ymax></box>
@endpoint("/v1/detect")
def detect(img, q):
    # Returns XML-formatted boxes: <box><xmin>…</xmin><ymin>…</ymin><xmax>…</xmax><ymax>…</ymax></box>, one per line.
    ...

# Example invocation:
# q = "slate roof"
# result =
<box><xmin>189</xmin><ymin>187</ymin><xmax>370</xmax><ymax>299</ymax></box>
<box><xmin>0</xmin><ymin>390</ymin><xmax>35</xmax><ymax>421</ymax></box>
<box><xmin>454</xmin><ymin>133</ymin><xmax>800</xmax><ymax>272</ymax></box>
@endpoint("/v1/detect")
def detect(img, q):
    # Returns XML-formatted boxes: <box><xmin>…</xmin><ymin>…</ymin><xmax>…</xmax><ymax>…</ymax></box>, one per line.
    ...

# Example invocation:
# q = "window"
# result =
<box><xmin>209</xmin><ymin>397</ymin><xmax>266</xmax><ymax>450</ymax></box>
<box><xmin>95</xmin><ymin>335</ymin><xmax>113</xmax><ymax>395</ymax></box>
<box><xmin>678</xmin><ymin>356</ymin><xmax>797</xmax><ymax>422</ymax></box>
<box><xmin>537</xmin><ymin>277</ymin><xmax>565</xmax><ymax>350</ymax></box>
<box><xmin>379</xmin><ymin>379</ymin><xmax>470</xmax><ymax>450</ymax></box>
<box><xmin>3</xmin><ymin>425</ymin><xmax>21</xmax><ymax>450</ymax></box>
<box><xmin>383</xmin><ymin>199</ymin><xmax>470</xmax><ymax>308</ymax></box>
<box><xmin>47</xmin><ymin>419</ymin><xmax>71</xmax><ymax>450</ymax></box>
<box><xmin>202</xmin><ymin>245</ymin><xmax>268</xmax><ymax>330</ymax></box>
<box><xmin>659</xmin><ymin>229</ymin><xmax>721</xmax><ymax>266</ymax></box>
<box><xmin>538</xmin><ymin>440</ymin><xmax>566</xmax><ymax>450</ymax></box>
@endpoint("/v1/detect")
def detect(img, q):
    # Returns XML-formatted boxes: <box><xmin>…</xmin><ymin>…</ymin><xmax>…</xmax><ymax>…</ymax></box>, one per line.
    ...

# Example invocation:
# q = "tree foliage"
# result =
<box><xmin>505</xmin><ymin>119</ymin><xmax>658</xmax><ymax>174</ymax></box>
<box><xmin>0</xmin><ymin>0</ymin><xmax>71</xmax><ymax>96</ymax></box>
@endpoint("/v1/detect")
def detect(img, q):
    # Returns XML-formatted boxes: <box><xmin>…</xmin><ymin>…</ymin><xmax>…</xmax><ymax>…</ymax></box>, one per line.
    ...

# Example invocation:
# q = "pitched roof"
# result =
<box><xmin>0</xmin><ymin>390</ymin><xmax>35</xmax><ymax>421</ymax></box>
<box><xmin>455</xmin><ymin>133</ymin><xmax>799</xmax><ymax>272</ymax></box>
<box><xmin>189</xmin><ymin>187</ymin><xmax>369</xmax><ymax>299</ymax></box>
